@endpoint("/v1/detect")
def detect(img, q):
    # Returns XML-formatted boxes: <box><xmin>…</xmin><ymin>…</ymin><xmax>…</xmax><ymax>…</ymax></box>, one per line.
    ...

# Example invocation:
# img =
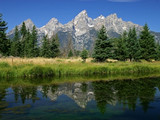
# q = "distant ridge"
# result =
<box><xmin>7</xmin><ymin>10</ymin><xmax>160</xmax><ymax>51</ymax></box>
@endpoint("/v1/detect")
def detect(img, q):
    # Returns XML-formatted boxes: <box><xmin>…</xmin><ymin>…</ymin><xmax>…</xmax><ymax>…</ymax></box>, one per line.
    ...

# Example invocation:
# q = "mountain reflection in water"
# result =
<box><xmin>0</xmin><ymin>77</ymin><xmax>160</xmax><ymax>120</ymax></box>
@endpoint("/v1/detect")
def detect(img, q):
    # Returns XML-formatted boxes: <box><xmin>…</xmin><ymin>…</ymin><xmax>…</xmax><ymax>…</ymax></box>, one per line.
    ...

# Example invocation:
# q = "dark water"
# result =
<box><xmin>0</xmin><ymin>77</ymin><xmax>160</xmax><ymax>120</ymax></box>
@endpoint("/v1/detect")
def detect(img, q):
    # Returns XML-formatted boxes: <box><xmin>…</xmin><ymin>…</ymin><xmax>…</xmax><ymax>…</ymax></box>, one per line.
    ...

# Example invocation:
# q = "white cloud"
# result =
<box><xmin>108</xmin><ymin>0</ymin><xmax>139</xmax><ymax>2</ymax></box>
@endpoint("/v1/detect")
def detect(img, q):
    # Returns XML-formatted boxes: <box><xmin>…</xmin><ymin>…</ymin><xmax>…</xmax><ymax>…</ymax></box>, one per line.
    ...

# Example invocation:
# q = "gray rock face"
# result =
<box><xmin>104</xmin><ymin>14</ymin><xmax>142</xmax><ymax>35</ymax></box>
<box><xmin>7</xmin><ymin>10</ymin><xmax>160</xmax><ymax>51</ymax></box>
<box><xmin>39</xmin><ymin>18</ymin><xmax>63</xmax><ymax>38</ymax></box>
<box><xmin>38</xmin><ymin>82</ymin><xmax>118</xmax><ymax>108</ymax></box>
<box><xmin>151</xmin><ymin>31</ymin><xmax>160</xmax><ymax>42</ymax></box>
<box><xmin>7</xmin><ymin>19</ymin><xmax>35</xmax><ymax>38</ymax></box>
<box><xmin>38</xmin><ymin>82</ymin><xmax>95</xmax><ymax>108</ymax></box>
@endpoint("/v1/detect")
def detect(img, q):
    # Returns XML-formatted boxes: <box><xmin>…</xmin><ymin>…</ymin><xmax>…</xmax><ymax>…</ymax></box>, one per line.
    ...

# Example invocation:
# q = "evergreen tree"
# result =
<box><xmin>0</xmin><ymin>13</ymin><xmax>10</xmax><ymax>56</ymax></box>
<box><xmin>139</xmin><ymin>24</ymin><xmax>156</xmax><ymax>61</ymax></box>
<box><xmin>50</xmin><ymin>34</ymin><xmax>60</xmax><ymax>58</ymax></box>
<box><xmin>40</xmin><ymin>35</ymin><xmax>51</xmax><ymax>58</ymax></box>
<box><xmin>68</xmin><ymin>50</ymin><xmax>73</xmax><ymax>58</ymax></box>
<box><xmin>24</xmin><ymin>30</ymin><xmax>31</xmax><ymax>57</ymax></box>
<box><xmin>28</xmin><ymin>25</ymin><xmax>38</xmax><ymax>57</ymax></box>
<box><xmin>20</xmin><ymin>23</ymin><xmax>27</xmax><ymax>57</ymax></box>
<box><xmin>80</xmin><ymin>49</ymin><xmax>88</xmax><ymax>62</ymax></box>
<box><xmin>116</xmin><ymin>31</ymin><xmax>128</xmax><ymax>61</ymax></box>
<box><xmin>127</xmin><ymin>27</ymin><xmax>141</xmax><ymax>61</ymax></box>
<box><xmin>127</xmin><ymin>28</ymin><xmax>134</xmax><ymax>61</ymax></box>
<box><xmin>132</xmin><ymin>27</ymin><xmax>141</xmax><ymax>61</ymax></box>
<box><xmin>32</xmin><ymin>26</ymin><xmax>39</xmax><ymax>57</ymax></box>
<box><xmin>93</xmin><ymin>25</ymin><xmax>113</xmax><ymax>62</ymax></box>
<box><xmin>20</xmin><ymin>22</ymin><xmax>27</xmax><ymax>38</ymax></box>
<box><xmin>109</xmin><ymin>38</ymin><xmax>117</xmax><ymax>60</ymax></box>
<box><xmin>20</xmin><ymin>38</ymin><xmax>25</xmax><ymax>57</ymax></box>
<box><xmin>11</xmin><ymin>26</ymin><xmax>21</xmax><ymax>56</ymax></box>
<box><xmin>155</xmin><ymin>42</ymin><xmax>160</xmax><ymax>61</ymax></box>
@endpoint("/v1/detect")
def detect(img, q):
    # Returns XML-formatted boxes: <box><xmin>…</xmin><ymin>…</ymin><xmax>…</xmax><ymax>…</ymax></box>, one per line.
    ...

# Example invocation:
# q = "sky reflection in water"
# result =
<box><xmin>0</xmin><ymin>78</ymin><xmax>160</xmax><ymax>120</ymax></box>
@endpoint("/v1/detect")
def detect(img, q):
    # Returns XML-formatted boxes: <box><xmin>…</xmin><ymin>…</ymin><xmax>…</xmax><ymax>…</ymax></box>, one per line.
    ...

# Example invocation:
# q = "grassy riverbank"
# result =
<box><xmin>0</xmin><ymin>57</ymin><xmax>160</xmax><ymax>78</ymax></box>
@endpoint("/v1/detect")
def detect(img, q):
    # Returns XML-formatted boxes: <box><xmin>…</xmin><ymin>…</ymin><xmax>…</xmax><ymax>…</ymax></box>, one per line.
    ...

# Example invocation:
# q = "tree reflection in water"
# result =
<box><xmin>0</xmin><ymin>77</ymin><xmax>160</xmax><ymax>116</ymax></box>
<box><xmin>0</xmin><ymin>86</ymin><xmax>8</xmax><ymax>119</ymax></box>
<box><xmin>93</xmin><ymin>78</ymin><xmax>157</xmax><ymax>113</ymax></box>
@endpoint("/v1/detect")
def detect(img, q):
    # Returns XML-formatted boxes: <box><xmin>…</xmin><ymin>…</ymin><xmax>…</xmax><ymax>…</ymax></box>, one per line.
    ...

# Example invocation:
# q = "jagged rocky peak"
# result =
<box><xmin>23</xmin><ymin>18</ymin><xmax>35</xmax><ymax>30</ymax></box>
<box><xmin>7</xmin><ymin>10</ymin><xmax>160</xmax><ymax>51</ymax></box>
<box><xmin>106</xmin><ymin>13</ymin><xmax>124</xmax><ymax>23</ymax></box>
<box><xmin>106</xmin><ymin>13</ymin><xmax>118</xmax><ymax>19</ymax></box>
<box><xmin>7</xmin><ymin>18</ymin><xmax>35</xmax><ymax>36</ymax></box>
<box><xmin>39</xmin><ymin>17</ymin><xmax>63</xmax><ymax>38</ymax></box>
<box><xmin>98</xmin><ymin>15</ymin><xmax>105</xmax><ymax>20</ymax></box>
<box><xmin>73</xmin><ymin>10</ymin><xmax>94</xmax><ymax>36</ymax></box>
<box><xmin>106</xmin><ymin>13</ymin><xmax>121</xmax><ymax>23</ymax></box>
<box><xmin>42</xmin><ymin>17</ymin><xmax>63</xmax><ymax>28</ymax></box>
<box><xmin>38</xmin><ymin>82</ymin><xmax>95</xmax><ymax>108</ymax></box>
<box><xmin>93</xmin><ymin>15</ymin><xmax>105</xmax><ymax>23</ymax></box>
<box><xmin>48</xmin><ymin>18</ymin><xmax>61</xmax><ymax>24</ymax></box>
<box><xmin>74</xmin><ymin>10</ymin><xmax>93</xmax><ymax>24</ymax></box>
<box><xmin>24</xmin><ymin>18</ymin><xmax>33</xmax><ymax>24</ymax></box>
<box><xmin>93</xmin><ymin>15</ymin><xmax>106</xmax><ymax>30</ymax></box>
<box><xmin>65</xmin><ymin>10</ymin><xmax>90</xmax><ymax>30</ymax></box>
<box><xmin>75</xmin><ymin>10</ymin><xmax>88</xmax><ymax>18</ymax></box>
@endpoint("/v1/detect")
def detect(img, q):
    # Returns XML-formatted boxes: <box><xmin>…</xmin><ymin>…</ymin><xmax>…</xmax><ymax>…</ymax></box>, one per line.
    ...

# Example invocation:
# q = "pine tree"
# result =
<box><xmin>28</xmin><ymin>25</ymin><xmax>38</xmax><ymax>57</ymax></box>
<box><xmin>11</xmin><ymin>26</ymin><xmax>21</xmax><ymax>56</ymax></box>
<box><xmin>68</xmin><ymin>50</ymin><xmax>73</xmax><ymax>58</ymax></box>
<box><xmin>20</xmin><ymin>23</ymin><xmax>27</xmax><ymax>57</ymax></box>
<box><xmin>24</xmin><ymin>30</ymin><xmax>31</xmax><ymax>57</ymax></box>
<box><xmin>80</xmin><ymin>49</ymin><xmax>88</xmax><ymax>62</ymax></box>
<box><xmin>32</xmin><ymin>26</ymin><xmax>39</xmax><ymax>57</ymax></box>
<box><xmin>50</xmin><ymin>34</ymin><xmax>60</xmax><ymax>58</ymax></box>
<box><xmin>132</xmin><ymin>27</ymin><xmax>141</xmax><ymax>61</ymax></box>
<box><xmin>0</xmin><ymin>13</ymin><xmax>10</xmax><ymax>56</ymax></box>
<box><xmin>127</xmin><ymin>28</ymin><xmax>134</xmax><ymax>61</ymax></box>
<box><xmin>139</xmin><ymin>24</ymin><xmax>156</xmax><ymax>61</ymax></box>
<box><xmin>40</xmin><ymin>35</ymin><xmax>51</xmax><ymax>58</ymax></box>
<box><xmin>155</xmin><ymin>42</ymin><xmax>160</xmax><ymax>61</ymax></box>
<box><xmin>127</xmin><ymin>27</ymin><xmax>141</xmax><ymax>61</ymax></box>
<box><xmin>109</xmin><ymin>38</ymin><xmax>117</xmax><ymax>60</ymax></box>
<box><xmin>21</xmin><ymin>22</ymin><xmax>27</xmax><ymax>38</ymax></box>
<box><xmin>116</xmin><ymin>31</ymin><xmax>128</xmax><ymax>61</ymax></box>
<box><xmin>20</xmin><ymin>38</ymin><xmax>25</xmax><ymax>57</ymax></box>
<box><xmin>92</xmin><ymin>25</ymin><xmax>112</xmax><ymax>62</ymax></box>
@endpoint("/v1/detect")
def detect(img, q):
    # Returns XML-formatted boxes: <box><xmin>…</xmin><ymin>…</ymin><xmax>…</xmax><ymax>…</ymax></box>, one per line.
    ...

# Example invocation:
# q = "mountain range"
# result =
<box><xmin>38</xmin><ymin>82</ymin><xmax>117</xmax><ymax>108</ymax></box>
<box><xmin>7</xmin><ymin>10</ymin><xmax>160</xmax><ymax>51</ymax></box>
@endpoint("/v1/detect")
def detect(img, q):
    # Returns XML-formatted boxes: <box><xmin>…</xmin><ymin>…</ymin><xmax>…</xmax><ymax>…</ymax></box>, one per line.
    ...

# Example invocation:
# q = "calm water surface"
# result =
<box><xmin>0</xmin><ymin>77</ymin><xmax>160</xmax><ymax>120</ymax></box>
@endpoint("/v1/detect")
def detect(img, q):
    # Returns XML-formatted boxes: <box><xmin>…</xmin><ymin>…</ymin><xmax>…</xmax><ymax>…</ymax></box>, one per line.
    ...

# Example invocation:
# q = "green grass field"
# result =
<box><xmin>0</xmin><ymin>57</ymin><xmax>160</xmax><ymax>78</ymax></box>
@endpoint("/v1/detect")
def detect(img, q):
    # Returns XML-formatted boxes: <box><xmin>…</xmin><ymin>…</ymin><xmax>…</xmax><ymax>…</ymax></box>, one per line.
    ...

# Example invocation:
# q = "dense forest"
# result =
<box><xmin>0</xmin><ymin>13</ymin><xmax>160</xmax><ymax>62</ymax></box>
<box><xmin>93</xmin><ymin>25</ymin><xmax>160</xmax><ymax>62</ymax></box>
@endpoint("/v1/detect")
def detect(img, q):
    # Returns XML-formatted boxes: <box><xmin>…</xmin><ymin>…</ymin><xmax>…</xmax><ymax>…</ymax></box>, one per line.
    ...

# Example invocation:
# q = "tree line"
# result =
<box><xmin>0</xmin><ymin>13</ymin><xmax>160</xmax><ymax>62</ymax></box>
<box><xmin>1</xmin><ymin>78</ymin><xmax>159</xmax><ymax>114</ymax></box>
<box><xmin>0</xmin><ymin>14</ymin><xmax>60</xmax><ymax>58</ymax></box>
<box><xmin>0</xmin><ymin>13</ymin><xmax>88</xmax><ymax>59</ymax></box>
<box><xmin>11</xmin><ymin>22</ymin><xmax>60</xmax><ymax>58</ymax></box>
<box><xmin>93</xmin><ymin>25</ymin><xmax>160</xmax><ymax>62</ymax></box>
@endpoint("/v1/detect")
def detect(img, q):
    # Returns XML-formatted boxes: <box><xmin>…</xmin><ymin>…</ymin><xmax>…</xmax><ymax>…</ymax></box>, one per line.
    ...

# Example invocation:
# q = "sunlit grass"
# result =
<box><xmin>0</xmin><ymin>57</ymin><xmax>160</xmax><ymax>78</ymax></box>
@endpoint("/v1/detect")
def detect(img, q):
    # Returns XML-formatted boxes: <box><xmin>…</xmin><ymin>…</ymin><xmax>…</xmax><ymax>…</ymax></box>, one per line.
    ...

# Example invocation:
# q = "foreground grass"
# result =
<box><xmin>0</xmin><ymin>57</ymin><xmax>160</xmax><ymax>78</ymax></box>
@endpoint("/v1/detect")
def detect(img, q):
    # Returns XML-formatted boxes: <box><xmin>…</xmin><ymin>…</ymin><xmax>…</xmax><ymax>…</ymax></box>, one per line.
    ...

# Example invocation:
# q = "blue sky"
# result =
<box><xmin>0</xmin><ymin>0</ymin><xmax>160</xmax><ymax>32</ymax></box>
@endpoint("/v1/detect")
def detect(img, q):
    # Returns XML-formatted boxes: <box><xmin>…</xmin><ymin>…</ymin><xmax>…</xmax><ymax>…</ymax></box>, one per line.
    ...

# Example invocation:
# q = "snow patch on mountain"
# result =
<box><xmin>8</xmin><ymin>10</ymin><xmax>160</xmax><ymax>51</ymax></box>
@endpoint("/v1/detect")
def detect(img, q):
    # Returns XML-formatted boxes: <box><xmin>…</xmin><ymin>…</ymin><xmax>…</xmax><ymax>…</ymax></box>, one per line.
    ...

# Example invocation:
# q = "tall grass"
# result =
<box><xmin>0</xmin><ymin>58</ymin><xmax>160</xmax><ymax>78</ymax></box>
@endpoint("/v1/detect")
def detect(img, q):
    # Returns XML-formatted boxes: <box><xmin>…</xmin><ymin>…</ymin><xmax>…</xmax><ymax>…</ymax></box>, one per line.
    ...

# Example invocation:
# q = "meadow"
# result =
<box><xmin>0</xmin><ymin>57</ymin><xmax>160</xmax><ymax>78</ymax></box>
